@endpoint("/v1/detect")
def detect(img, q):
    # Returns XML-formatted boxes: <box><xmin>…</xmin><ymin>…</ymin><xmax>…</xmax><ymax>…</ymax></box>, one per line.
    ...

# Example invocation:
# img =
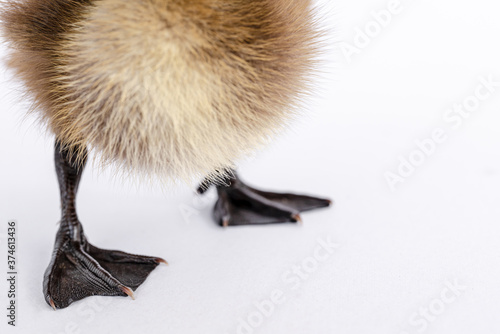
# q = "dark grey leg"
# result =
<box><xmin>43</xmin><ymin>141</ymin><xmax>166</xmax><ymax>310</ymax></box>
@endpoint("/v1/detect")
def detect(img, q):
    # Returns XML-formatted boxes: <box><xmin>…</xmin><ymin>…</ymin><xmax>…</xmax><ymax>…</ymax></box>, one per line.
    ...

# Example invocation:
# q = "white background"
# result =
<box><xmin>1</xmin><ymin>0</ymin><xmax>500</xmax><ymax>333</ymax></box>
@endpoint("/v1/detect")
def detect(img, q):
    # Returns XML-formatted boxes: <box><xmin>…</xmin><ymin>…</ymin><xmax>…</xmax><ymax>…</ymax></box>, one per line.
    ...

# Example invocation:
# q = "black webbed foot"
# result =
<box><xmin>198</xmin><ymin>172</ymin><xmax>332</xmax><ymax>226</ymax></box>
<box><xmin>43</xmin><ymin>228</ymin><xmax>166</xmax><ymax>310</ymax></box>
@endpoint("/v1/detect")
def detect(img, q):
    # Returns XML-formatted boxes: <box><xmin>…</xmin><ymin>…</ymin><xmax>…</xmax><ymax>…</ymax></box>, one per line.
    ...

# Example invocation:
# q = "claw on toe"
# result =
<box><xmin>49</xmin><ymin>297</ymin><xmax>57</xmax><ymax>311</ymax></box>
<box><xmin>120</xmin><ymin>286</ymin><xmax>135</xmax><ymax>300</ymax></box>
<box><xmin>292</xmin><ymin>213</ymin><xmax>303</xmax><ymax>224</ymax></box>
<box><xmin>156</xmin><ymin>258</ymin><xmax>169</xmax><ymax>265</ymax></box>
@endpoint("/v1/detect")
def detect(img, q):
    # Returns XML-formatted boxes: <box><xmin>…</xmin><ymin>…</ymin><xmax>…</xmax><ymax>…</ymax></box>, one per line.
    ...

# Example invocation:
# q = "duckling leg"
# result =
<box><xmin>43</xmin><ymin>141</ymin><xmax>166</xmax><ymax>310</ymax></box>
<box><xmin>198</xmin><ymin>172</ymin><xmax>332</xmax><ymax>226</ymax></box>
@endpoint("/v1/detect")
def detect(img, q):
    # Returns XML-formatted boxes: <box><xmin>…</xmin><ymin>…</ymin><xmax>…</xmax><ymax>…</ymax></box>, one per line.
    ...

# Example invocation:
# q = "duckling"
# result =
<box><xmin>1</xmin><ymin>0</ymin><xmax>332</xmax><ymax>310</ymax></box>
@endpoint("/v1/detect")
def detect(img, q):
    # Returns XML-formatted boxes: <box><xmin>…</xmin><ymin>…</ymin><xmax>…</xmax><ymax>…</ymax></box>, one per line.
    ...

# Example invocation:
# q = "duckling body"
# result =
<box><xmin>1</xmin><ymin>0</ymin><xmax>331</xmax><ymax>310</ymax></box>
<box><xmin>2</xmin><ymin>0</ymin><xmax>319</xmax><ymax>182</ymax></box>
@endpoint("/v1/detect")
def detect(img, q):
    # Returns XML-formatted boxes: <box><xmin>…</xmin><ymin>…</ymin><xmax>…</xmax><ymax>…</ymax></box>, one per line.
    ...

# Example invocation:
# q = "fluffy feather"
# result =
<box><xmin>1</xmin><ymin>0</ymin><xmax>320</xmax><ymax>184</ymax></box>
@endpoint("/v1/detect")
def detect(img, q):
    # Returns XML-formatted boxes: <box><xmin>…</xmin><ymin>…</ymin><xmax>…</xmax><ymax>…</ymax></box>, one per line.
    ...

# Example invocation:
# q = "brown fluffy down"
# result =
<box><xmin>0</xmin><ymin>0</ymin><xmax>320</xmax><ymax>184</ymax></box>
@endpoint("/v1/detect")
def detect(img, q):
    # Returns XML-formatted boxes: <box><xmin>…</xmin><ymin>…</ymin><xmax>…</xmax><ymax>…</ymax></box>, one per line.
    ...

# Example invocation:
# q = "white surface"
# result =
<box><xmin>1</xmin><ymin>0</ymin><xmax>500</xmax><ymax>333</ymax></box>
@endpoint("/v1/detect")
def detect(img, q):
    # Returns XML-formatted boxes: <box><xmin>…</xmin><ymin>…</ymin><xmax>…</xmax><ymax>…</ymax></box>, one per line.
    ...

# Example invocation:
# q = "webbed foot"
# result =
<box><xmin>198</xmin><ymin>172</ymin><xmax>332</xmax><ymax>226</ymax></box>
<box><xmin>43</xmin><ymin>226</ymin><xmax>166</xmax><ymax>310</ymax></box>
